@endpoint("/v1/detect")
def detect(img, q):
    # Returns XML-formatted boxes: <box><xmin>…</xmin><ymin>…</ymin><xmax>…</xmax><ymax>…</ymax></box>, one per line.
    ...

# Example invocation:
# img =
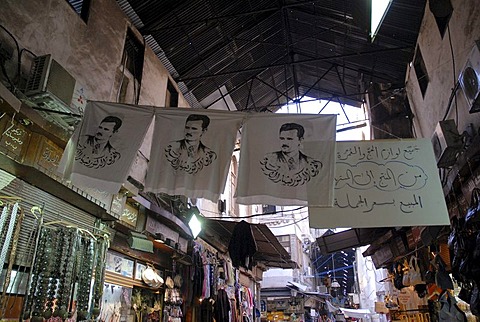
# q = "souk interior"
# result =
<box><xmin>1</xmin><ymin>0</ymin><xmax>480</xmax><ymax>322</ymax></box>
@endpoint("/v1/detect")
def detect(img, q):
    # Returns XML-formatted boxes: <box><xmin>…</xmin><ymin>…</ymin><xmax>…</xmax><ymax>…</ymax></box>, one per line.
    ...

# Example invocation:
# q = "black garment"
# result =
<box><xmin>200</xmin><ymin>297</ymin><xmax>215</xmax><ymax>322</ymax></box>
<box><xmin>214</xmin><ymin>288</ymin><xmax>230</xmax><ymax>322</ymax></box>
<box><xmin>228</xmin><ymin>220</ymin><xmax>257</xmax><ymax>270</ymax></box>
<box><xmin>191</xmin><ymin>248</ymin><xmax>204</xmax><ymax>303</ymax></box>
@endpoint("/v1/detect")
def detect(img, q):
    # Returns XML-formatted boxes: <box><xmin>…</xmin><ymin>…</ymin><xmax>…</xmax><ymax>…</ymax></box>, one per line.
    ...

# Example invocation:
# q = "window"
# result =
<box><xmin>119</xmin><ymin>28</ymin><xmax>144</xmax><ymax>104</ymax></box>
<box><xmin>413</xmin><ymin>47</ymin><xmax>429</xmax><ymax>97</ymax></box>
<box><xmin>429</xmin><ymin>0</ymin><xmax>453</xmax><ymax>38</ymax></box>
<box><xmin>123</xmin><ymin>29</ymin><xmax>145</xmax><ymax>84</ymax></box>
<box><xmin>65</xmin><ymin>0</ymin><xmax>91</xmax><ymax>22</ymax></box>
<box><xmin>277</xmin><ymin>235</ymin><xmax>291</xmax><ymax>253</ymax></box>
<box><xmin>262</xmin><ymin>205</ymin><xmax>276</xmax><ymax>214</ymax></box>
<box><xmin>166</xmin><ymin>79</ymin><xmax>179</xmax><ymax>107</ymax></box>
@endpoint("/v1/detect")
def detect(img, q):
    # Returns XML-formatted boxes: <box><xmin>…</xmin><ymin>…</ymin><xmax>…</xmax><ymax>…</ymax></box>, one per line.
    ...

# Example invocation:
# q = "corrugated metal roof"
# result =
<box><xmin>117</xmin><ymin>0</ymin><xmax>426</xmax><ymax>111</ymax></box>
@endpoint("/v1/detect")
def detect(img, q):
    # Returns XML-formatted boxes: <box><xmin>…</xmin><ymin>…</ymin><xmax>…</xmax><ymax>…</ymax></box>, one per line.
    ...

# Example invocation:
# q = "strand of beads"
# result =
<box><xmin>76</xmin><ymin>237</ymin><xmax>95</xmax><ymax>321</ymax></box>
<box><xmin>24</xmin><ymin>226</ymin><xmax>47</xmax><ymax>321</ymax></box>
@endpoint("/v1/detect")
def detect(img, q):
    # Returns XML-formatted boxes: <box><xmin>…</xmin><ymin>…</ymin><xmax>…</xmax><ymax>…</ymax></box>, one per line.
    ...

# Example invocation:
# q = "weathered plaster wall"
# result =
<box><xmin>406</xmin><ymin>0</ymin><xmax>480</xmax><ymax>138</ymax></box>
<box><xmin>0</xmin><ymin>0</ymin><xmax>185</xmax><ymax>107</ymax></box>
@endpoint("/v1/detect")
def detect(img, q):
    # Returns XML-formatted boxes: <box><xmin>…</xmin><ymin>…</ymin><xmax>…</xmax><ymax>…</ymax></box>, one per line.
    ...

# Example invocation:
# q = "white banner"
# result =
<box><xmin>236</xmin><ymin>114</ymin><xmax>337</xmax><ymax>206</ymax></box>
<box><xmin>309</xmin><ymin>139</ymin><xmax>450</xmax><ymax>228</ymax></box>
<box><xmin>57</xmin><ymin>101</ymin><xmax>153</xmax><ymax>193</ymax></box>
<box><xmin>144</xmin><ymin>108</ymin><xmax>245</xmax><ymax>201</ymax></box>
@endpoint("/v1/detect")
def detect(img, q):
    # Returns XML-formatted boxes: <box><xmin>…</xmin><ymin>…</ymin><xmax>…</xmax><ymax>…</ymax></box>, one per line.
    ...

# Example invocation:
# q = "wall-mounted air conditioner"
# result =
<box><xmin>24</xmin><ymin>54</ymin><xmax>86</xmax><ymax>131</ymax></box>
<box><xmin>458</xmin><ymin>40</ymin><xmax>480</xmax><ymax>113</ymax></box>
<box><xmin>431</xmin><ymin>119</ymin><xmax>463</xmax><ymax>168</ymax></box>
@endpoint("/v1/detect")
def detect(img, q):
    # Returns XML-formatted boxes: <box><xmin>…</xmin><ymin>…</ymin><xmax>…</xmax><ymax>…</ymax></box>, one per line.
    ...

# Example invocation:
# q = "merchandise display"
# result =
<box><xmin>22</xmin><ymin>226</ymin><xmax>109</xmax><ymax>321</ymax></box>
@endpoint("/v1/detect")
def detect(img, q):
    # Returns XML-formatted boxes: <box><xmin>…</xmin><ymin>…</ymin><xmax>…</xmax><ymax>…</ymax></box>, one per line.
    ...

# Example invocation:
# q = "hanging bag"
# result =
<box><xmin>393</xmin><ymin>262</ymin><xmax>406</xmax><ymax>290</ymax></box>
<box><xmin>466</xmin><ymin>188</ymin><xmax>480</xmax><ymax>228</ymax></box>
<box><xmin>435</xmin><ymin>254</ymin><xmax>454</xmax><ymax>290</ymax></box>
<box><xmin>458</xmin><ymin>282</ymin><xmax>473</xmax><ymax>304</ymax></box>
<box><xmin>471</xmin><ymin>283</ymin><xmax>480</xmax><ymax>317</ymax></box>
<box><xmin>402</xmin><ymin>258</ymin><xmax>412</xmax><ymax>287</ymax></box>
<box><xmin>408</xmin><ymin>256</ymin><xmax>424</xmax><ymax>286</ymax></box>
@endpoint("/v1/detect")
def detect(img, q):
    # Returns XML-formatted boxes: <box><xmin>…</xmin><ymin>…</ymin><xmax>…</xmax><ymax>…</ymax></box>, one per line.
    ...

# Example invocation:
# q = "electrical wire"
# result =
<box><xmin>447</xmin><ymin>24</ymin><xmax>458</xmax><ymax>122</ymax></box>
<box><xmin>202</xmin><ymin>206</ymin><xmax>307</xmax><ymax>220</ymax></box>
<box><xmin>271</xmin><ymin>215</ymin><xmax>308</xmax><ymax>228</ymax></box>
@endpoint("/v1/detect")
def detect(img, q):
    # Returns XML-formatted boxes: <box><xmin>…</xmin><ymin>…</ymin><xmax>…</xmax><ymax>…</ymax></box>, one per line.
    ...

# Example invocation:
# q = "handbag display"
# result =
<box><xmin>408</xmin><ymin>256</ymin><xmax>424</xmax><ymax>286</ymax></box>
<box><xmin>466</xmin><ymin>188</ymin><xmax>480</xmax><ymax>227</ymax></box>
<box><xmin>435</xmin><ymin>254</ymin><xmax>454</xmax><ymax>290</ymax></box>
<box><xmin>393</xmin><ymin>262</ymin><xmax>406</xmax><ymax>290</ymax></box>
<box><xmin>402</xmin><ymin>259</ymin><xmax>412</xmax><ymax>287</ymax></box>
<box><xmin>471</xmin><ymin>283</ymin><xmax>480</xmax><ymax>317</ymax></box>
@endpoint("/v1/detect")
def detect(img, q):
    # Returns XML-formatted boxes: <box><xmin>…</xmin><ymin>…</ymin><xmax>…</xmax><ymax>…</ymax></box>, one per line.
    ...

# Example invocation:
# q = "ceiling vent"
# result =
<box><xmin>24</xmin><ymin>54</ymin><xmax>86</xmax><ymax>131</ymax></box>
<box><xmin>431</xmin><ymin>119</ymin><xmax>463</xmax><ymax>168</ymax></box>
<box><xmin>458</xmin><ymin>41</ymin><xmax>480</xmax><ymax>114</ymax></box>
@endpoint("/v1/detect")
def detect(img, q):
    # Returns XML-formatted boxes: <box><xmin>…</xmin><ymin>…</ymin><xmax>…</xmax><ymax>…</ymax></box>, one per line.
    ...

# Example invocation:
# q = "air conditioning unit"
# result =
<box><xmin>431</xmin><ymin>120</ymin><xmax>463</xmax><ymax>168</ymax></box>
<box><xmin>458</xmin><ymin>40</ymin><xmax>480</xmax><ymax>113</ymax></box>
<box><xmin>24</xmin><ymin>54</ymin><xmax>86</xmax><ymax>131</ymax></box>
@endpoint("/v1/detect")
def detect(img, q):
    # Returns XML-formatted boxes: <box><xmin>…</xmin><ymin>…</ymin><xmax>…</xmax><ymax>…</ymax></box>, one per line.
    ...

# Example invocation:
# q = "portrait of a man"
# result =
<box><xmin>75</xmin><ymin>115</ymin><xmax>122</xmax><ymax>169</ymax></box>
<box><xmin>260</xmin><ymin>122</ymin><xmax>322</xmax><ymax>186</ymax></box>
<box><xmin>165</xmin><ymin>114</ymin><xmax>217</xmax><ymax>174</ymax></box>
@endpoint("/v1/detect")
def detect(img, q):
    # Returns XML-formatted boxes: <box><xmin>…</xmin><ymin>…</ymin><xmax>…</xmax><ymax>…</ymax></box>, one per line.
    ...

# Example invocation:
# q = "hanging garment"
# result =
<box><xmin>145</xmin><ymin>108</ymin><xmax>245</xmax><ymax>202</ymax></box>
<box><xmin>58</xmin><ymin>101</ymin><xmax>153</xmax><ymax>193</ymax></box>
<box><xmin>438</xmin><ymin>291</ymin><xmax>467</xmax><ymax>321</ymax></box>
<box><xmin>214</xmin><ymin>288</ymin><xmax>230</xmax><ymax>322</ymax></box>
<box><xmin>192</xmin><ymin>248</ymin><xmax>204</xmax><ymax>300</ymax></box>
<box><xmin>200</xmin><ymin>297</ymin><xmax>215</xmax><ymax>322</ymax></box>
<box><xmin>228</xmin><ymin>220</ymin><xmax>257</xmax><ymax>270</ymax></box>
<box><xmin>236</xmin><ymin>114</ymin><xmax>336</xmax><ymax>206</ymax></box>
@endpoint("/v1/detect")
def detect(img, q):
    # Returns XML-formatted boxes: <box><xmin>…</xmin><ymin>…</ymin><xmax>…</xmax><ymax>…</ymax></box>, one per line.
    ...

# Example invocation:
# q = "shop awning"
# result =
<box><xmin>316</xmin><ymin>227</ymin><xmax>391</xmax><ymax>255</ymax></box>
<box><xmin>199</xmin><ymin>218</ymin><xmax>298</xmax><ymax>269</ymax></box>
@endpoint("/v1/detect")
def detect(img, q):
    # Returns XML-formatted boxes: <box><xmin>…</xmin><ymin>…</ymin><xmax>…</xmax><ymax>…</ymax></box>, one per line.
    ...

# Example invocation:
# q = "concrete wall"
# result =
<box><xmin>406</xmin><ymin>0</ymin><xmax>480</xmax><ymax>138</ymax></box>
<box><xmin>0</xmin><ymin>0</ymin><xmax>186</xmax><ymax>107</ymax></box>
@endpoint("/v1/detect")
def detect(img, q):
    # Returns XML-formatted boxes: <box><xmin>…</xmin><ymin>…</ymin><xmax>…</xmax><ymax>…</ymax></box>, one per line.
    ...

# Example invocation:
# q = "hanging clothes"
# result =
<box><xmin>438</xmin><ymin>291</ymin><xmax>467</xmax><ymax>322</ymax></box>
<box><xmin>190</xmin><ymin>245</ymin><xmax>204</xmax><ymax>304</ymax></box>
<box><xmin>200</xmin><ymin>297</ymin><xmax>215</xmax><ymax>322</ymax></box>
<box><xmin>228</xmin><ymin>220</ymin><xmax>257</xmax><ymax>270</ymax></box>
<box><xmin>214</xmin><ymin>288</ymin><xmax>230</xmax><ymax>322</ymax></box>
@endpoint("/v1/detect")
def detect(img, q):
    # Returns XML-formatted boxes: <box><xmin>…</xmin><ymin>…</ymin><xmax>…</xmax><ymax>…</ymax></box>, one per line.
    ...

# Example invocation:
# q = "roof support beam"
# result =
<box><xmin>141</xmin><ymin>0</ymin><xmax>325</xmax><ymax>33</ymax></box>
<box><xmin>176</xmin><ymin>45</ymin><xmax>412</xmax><ymax>82</ymax></box>
<box><xmin>298</xmin><ymin>64</ymin><xmax>335</xmax><ymax>101</ymax></box>
<box><xmin>255</xmin><ymin>76</ymin><xmax>294</xmax><ymax>102</ymax></box>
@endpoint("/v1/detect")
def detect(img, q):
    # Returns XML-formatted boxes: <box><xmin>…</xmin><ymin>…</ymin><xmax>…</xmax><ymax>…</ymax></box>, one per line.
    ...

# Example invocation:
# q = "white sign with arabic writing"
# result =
<box><xmin>309</xmin><ymin>139</ymin><xmax>450</xmax><ymax>228</ymax></box>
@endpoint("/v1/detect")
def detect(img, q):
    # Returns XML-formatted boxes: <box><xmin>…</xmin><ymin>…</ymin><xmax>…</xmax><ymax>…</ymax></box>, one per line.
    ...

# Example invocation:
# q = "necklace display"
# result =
<box><xmin>56</xmin><ymin>228</ymin><xmax>78</xmax><ymax>319</ymax></box>
<box><xmin>76</xmin><ymin>237</ymin><xmax>95</xmax><ymax>321</ymax></box>
<box><xmin>23</xmin><ymin>225</ymin><xmax>110</xmax><ymax>322</ymax></box>
<box><xmin>92</xmin><ymin>235</ymin><xmax>109</xmax><ymax>318</ymax></box>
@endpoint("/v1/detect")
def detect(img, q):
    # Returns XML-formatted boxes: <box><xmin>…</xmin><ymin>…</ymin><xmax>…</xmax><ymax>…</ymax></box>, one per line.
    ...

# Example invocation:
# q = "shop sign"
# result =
<box><xmin>397</xmin><ymin>288</ymin><xmax>413</xmax><ymax>305</ymax></box>
<box><xmin>110</xmin><ymin>193</ymin><xmax>127</xmax><ymax>219</ymax></box>
<box><xmin>309</xmin><ymin>139</ymin><xmax>450</xmax><ymax>228</ymax></box>
<box><xmin>267</xmin><ymin>299</ymin><xmax>289</xmax><ymax>311</ymax></box>
<box><xmin>0</xmin><ymin>116</ymin><xmax>30</xmax><ymax>161</ymax></box>
<box><xmin>121</xmin><ymin>202</ymin><xmax>138</xmax><ymax>227</ymax></box>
